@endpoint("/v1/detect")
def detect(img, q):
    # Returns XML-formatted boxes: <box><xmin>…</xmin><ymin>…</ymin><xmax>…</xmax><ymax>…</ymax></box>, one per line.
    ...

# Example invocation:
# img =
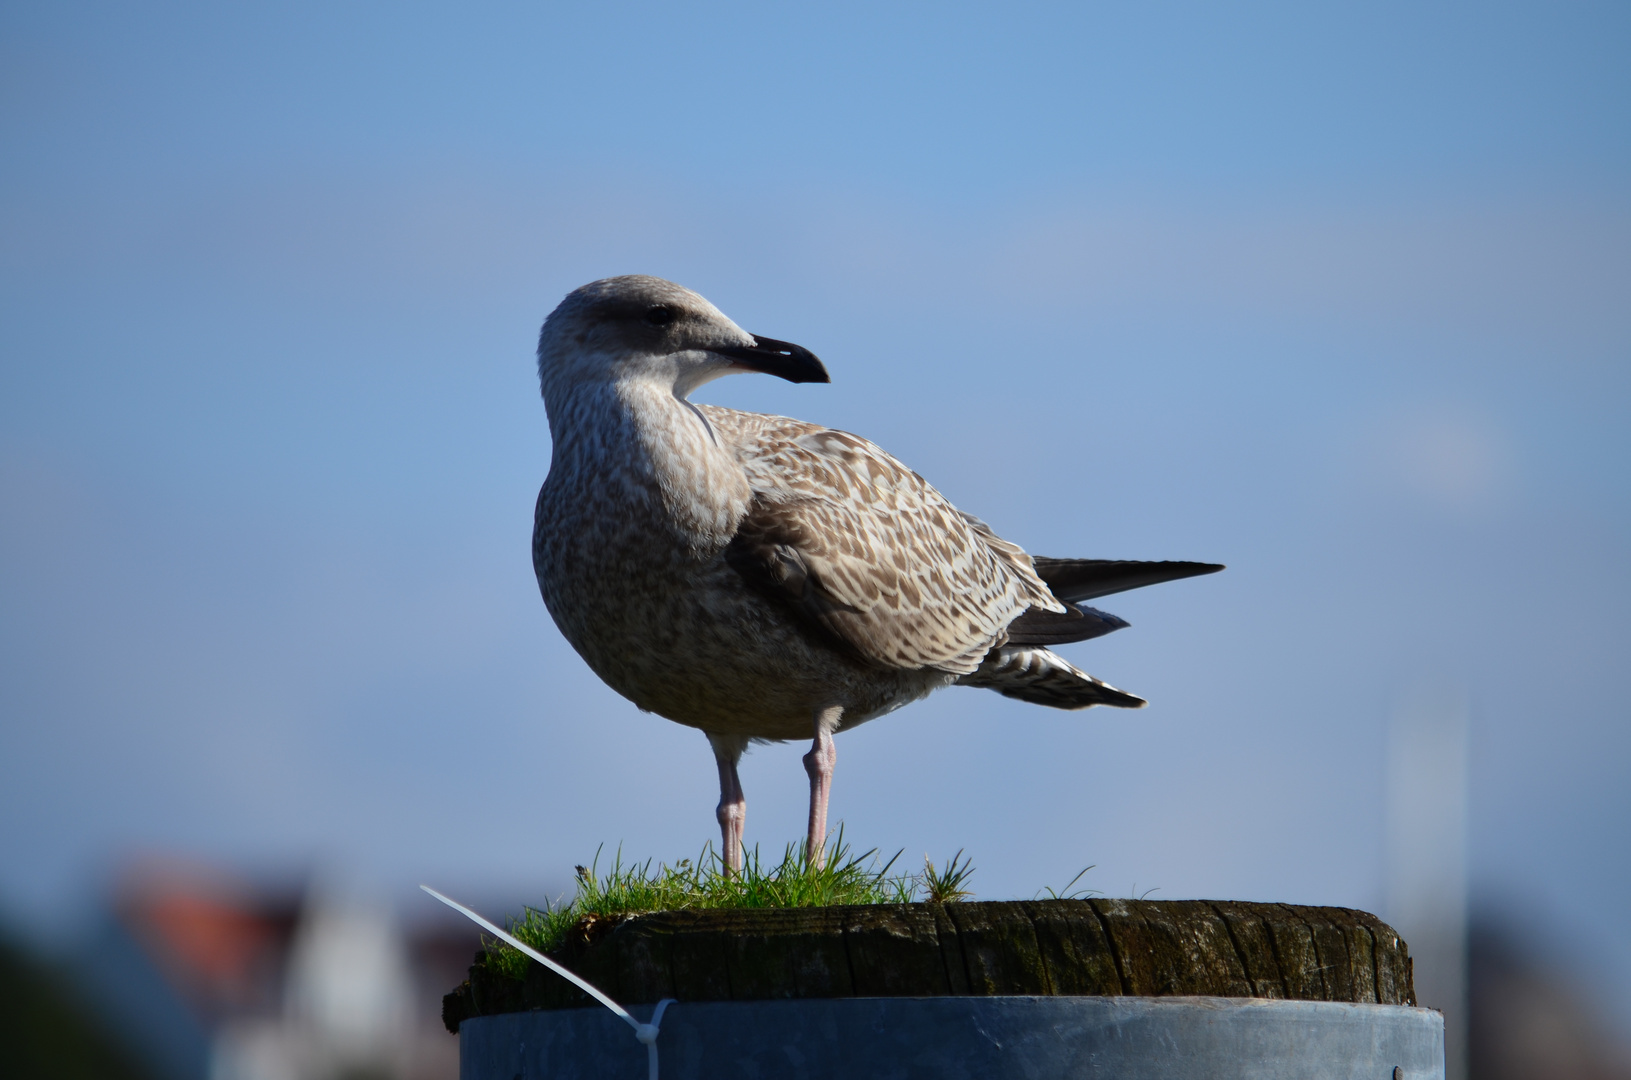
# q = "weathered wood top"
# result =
<box><xmin>443</xmin><ymin>899</ymin><xmax>1413</xmax><ymax>1033</ymax></box>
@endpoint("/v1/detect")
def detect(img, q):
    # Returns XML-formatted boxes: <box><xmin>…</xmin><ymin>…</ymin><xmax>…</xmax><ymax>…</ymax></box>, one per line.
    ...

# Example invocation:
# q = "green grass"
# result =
<box><xmin>920</xmin><ymin>849</ymin><xmax>976</xmax><ymax>903</ymax></box>
<box><xmin>1034</xmin><ymin>865</ymin><xmax>1101</xmax><ymax>901</ymax></box>
<box><xmin>482</xmin><ymin>829</ymin><xmax>968</xmax><ymax>979</ymax></box>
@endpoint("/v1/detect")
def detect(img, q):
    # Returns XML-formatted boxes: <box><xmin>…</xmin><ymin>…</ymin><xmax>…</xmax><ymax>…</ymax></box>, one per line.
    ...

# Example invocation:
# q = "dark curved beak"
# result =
<box><xmin>712</xmin><ymin>335</ymin><xmax>830</xmax><ymax>384</ymax></box>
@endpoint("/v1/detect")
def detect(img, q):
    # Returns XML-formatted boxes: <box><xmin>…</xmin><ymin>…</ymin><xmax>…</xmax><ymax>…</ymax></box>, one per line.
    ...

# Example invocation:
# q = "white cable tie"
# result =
<box><xmin>637</xmin><ymin>997</ymin><xmax>673</xmax><ymax>1080</ymax></box>
<box><xmin>420</xmin><ymin>885</ymin><xmax>677</xmax><ymax>1079</ymax></box>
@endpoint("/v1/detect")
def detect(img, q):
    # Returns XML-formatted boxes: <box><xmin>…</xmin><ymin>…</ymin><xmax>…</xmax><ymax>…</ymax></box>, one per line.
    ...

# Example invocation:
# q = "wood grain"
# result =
<box><xmin>443</xmin><ymin>900</ymin><xmax>1414</xmax><ymax>1034</ymax></box>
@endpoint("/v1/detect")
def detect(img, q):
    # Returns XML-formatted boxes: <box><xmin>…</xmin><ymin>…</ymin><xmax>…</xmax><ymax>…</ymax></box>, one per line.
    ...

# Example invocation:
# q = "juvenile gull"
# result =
<box><xmin>532</xmin><ymin>276</ymin><xmax>1221</xmax><ymax>871</ymax></box>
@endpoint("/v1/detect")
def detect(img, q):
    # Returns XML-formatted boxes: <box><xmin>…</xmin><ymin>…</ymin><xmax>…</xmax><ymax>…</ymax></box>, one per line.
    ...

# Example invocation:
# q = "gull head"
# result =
<box><xmin>537</xmin><ymin>275</ymin><xmax>828</xmax><ymax>401</ymax></box>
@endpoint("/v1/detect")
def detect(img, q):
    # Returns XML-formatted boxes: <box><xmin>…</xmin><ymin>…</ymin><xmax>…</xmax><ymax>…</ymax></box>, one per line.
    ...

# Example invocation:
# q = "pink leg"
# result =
<box><xmin>803</xmin><ymin>707</ymin><xmax>842</xmax><ymax>868</ymax></box>
<box><xmin>707</xmin><ymin>733</ymin><xmax>747</xmax><ymax>874</ymax></box>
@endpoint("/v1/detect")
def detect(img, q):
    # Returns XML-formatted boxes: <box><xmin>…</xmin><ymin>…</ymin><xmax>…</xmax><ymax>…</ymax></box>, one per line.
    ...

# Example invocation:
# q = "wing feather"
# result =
<box><xmin>704</xmin><ymin>407</ymin><xmax>1060</xmax><ymax>675</ymax></box>
<box><xmin>1030</xmin><ymin>558</ymin><xmax>1224</xmax><ymax>602</ymax></box>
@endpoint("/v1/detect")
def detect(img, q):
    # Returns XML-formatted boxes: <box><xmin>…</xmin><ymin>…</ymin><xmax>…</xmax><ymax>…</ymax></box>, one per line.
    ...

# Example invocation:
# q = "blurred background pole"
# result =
<box><xmin>1386</xmin><ymin>681</ymin><xmax>1470</xmax><ymax>1080</ymax></box>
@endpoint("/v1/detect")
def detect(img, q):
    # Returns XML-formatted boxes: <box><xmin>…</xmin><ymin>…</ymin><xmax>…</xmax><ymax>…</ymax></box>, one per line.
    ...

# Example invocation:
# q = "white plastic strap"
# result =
<box><xmin>421</xmin><ymin>885</ymin><xmax>676</xmax><ymax>1080</ymax></box>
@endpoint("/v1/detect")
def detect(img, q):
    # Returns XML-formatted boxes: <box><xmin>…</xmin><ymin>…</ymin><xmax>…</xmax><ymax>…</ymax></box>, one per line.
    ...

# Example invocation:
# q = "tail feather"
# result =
<box><xmin>957</xmin><ymin>646</ymin><xmax>1146</xmax><ymax>710</ymax></box>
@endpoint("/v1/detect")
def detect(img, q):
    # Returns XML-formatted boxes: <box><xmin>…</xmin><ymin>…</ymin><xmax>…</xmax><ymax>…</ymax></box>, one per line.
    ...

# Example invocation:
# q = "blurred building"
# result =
<box><xmin>1468</xmin><ymin>917</ymin><xmax>1631</xmax><ymax>1080</ymax></box>
<box><xmin>76</xmin><ymin>858</ymin><xmax>473</xmax><ymax>1080</ymax></box>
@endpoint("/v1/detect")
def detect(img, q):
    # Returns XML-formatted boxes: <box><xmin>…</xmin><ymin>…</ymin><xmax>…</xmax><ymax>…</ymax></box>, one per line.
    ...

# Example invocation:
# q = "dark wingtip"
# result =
<box><xmin>1031</xmin><ymin>558</ymin><xmax>1226</xmax><ymax>603</ymax></box>
<box><xmin>1005</xmin><ymin>603</ymin><xmax>1128</xmax><ymax>646</ymax></box>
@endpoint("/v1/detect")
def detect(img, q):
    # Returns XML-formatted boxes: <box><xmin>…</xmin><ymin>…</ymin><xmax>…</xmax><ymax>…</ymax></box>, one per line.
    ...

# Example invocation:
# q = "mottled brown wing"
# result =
<box><xmin>702</xmin><ymin>407</ymin><xmax>1061</xmax><ymax>675</ymax></box>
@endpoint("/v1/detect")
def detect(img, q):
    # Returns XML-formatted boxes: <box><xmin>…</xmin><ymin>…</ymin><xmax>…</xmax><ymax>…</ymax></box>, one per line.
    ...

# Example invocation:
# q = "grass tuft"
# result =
<box><xmin>921</xmin><ymin>850</ymin><xmax>975</xmax><ymax>903</ymax></box>
<box><xmin>480</xmin><ymin>829</ymin><xmax>974</xmax><ymax>978</ymax></box>
<box><xmin>1035</xmin><ymin>865</ymin><xmax>1100</xmax><ymax>901</ymax></box>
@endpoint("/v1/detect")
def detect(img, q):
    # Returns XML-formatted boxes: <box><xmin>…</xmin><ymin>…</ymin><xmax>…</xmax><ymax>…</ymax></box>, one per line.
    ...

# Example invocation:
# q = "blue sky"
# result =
<box><xmin>2</xmin><ymin>0</ymin><xmax>1629</xmax><ymax>1032</ymax></box>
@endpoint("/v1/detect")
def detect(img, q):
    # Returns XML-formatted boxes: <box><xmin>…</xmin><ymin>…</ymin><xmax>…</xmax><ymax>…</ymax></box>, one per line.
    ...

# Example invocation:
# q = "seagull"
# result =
<box><xmin>532</xmin><ymin>276</ymin><xmax>1221</xmax><ymax>872</ymax></box>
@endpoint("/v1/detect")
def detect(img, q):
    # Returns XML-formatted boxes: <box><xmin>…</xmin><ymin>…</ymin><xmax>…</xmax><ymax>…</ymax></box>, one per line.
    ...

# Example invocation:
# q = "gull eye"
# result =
<box><xmin>644</xmin><ymin>305</ymin><xmax>677</xmax><ymax>327</ymax></box>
